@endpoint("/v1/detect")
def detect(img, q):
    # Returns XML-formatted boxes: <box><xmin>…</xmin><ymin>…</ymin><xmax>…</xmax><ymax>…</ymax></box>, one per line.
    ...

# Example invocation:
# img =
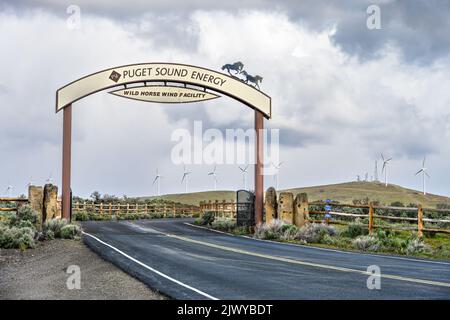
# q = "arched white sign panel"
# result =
<box><xmin>56</xmin><ymin>63</ymin><xmax>271</xmax><ymax>118</ymax></box>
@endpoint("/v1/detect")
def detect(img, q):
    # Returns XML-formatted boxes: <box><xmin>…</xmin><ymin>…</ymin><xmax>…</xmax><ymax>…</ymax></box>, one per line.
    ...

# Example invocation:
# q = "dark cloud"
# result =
<box><xmin>8</xmin><ymin>0</ymin><xmax>449</xmax><ymax>64</ymax></box>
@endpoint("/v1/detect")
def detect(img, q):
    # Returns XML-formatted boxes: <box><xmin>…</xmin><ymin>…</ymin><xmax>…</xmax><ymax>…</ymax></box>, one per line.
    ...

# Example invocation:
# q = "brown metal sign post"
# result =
<box><xmin>62</xmin><ymin>105</ymin><xmax>72</xmax><ymax>220</ymax></box>
<box><xmin>57</xmin><ymin>63</ymin><xmax>271</xmax><ymax>224</ymax></box>
<box><xmin>254</xmin><ymin>110</ymin><xmax>264</xmax><ymax>226</ymax></box>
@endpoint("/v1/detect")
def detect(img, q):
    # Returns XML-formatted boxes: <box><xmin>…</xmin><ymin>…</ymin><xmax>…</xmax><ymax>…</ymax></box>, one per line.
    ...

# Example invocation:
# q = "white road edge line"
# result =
<box><xmin>82</xmin><ymin>231</ymin><xmax>219</xmax><ymax>300</ymax></box>
<box><xmin>168</xmin><ymin>232</ymin><xmax>450</xmax><ymax>288</ymax></box>
<box><xmin>184</xmin><ymin>223</ymin><xmax>450</xmax><ymax>266</ymax></box>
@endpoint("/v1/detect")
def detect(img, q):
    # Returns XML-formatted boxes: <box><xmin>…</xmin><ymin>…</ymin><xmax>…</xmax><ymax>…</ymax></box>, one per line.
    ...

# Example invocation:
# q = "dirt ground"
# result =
<box><xmin>0</xmin><ymin>239</ymin><xmax>167</xmax><ymax>300</ymax></box>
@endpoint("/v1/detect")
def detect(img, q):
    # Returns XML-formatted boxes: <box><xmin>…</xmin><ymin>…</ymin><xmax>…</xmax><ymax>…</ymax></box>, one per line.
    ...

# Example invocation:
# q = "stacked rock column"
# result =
<box><xmin>264</xmin><ymin>187</ymin><xmax>277</xmax><ymax>224</ymax></box>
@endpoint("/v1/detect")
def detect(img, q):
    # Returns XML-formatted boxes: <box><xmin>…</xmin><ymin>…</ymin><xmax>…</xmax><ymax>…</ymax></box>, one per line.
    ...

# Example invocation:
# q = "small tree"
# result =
<box><xmin>90</xmin><ymin>191</ymin><xmax>101</xmax><ymax>203</ymax></box>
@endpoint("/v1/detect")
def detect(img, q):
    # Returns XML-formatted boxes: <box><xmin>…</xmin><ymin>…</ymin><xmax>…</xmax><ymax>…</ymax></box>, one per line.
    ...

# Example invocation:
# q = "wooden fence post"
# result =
<box><xmin>368</xmin><ymin>202</ymin><xmax>374</xmax><ymax>235</ymax></box>
<box><xmin>417</xmin><ymin>204</ymin><xmax>424</xmax><ymax>238</ymax></box>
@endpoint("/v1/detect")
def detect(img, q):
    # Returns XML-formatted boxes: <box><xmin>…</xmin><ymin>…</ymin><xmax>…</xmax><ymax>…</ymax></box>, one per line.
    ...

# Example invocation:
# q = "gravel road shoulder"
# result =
<box><xmin>0</xmin><ymin>239</ymin><xmax>166</xmax><ymax>300</ymax></box>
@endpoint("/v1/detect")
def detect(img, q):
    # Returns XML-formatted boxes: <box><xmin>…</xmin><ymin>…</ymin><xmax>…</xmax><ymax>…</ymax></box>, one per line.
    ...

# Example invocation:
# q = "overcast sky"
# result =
<box><xmin>1</xmin><ymin>0</ymin><xmax>449</xmax><ymax>198</ymax></box>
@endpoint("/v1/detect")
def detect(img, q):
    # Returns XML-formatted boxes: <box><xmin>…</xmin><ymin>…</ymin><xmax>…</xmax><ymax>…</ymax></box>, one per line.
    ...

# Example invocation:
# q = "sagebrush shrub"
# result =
<box><xmin>297</xmin><ymin>223</ymin><xmax>336</xmax><ymax>243</ymax></box>
<box><xmin>405</xmin><ymin>237</ymin><xmax>431</xmax><ymax>255</ymax></box>
<box><xmin>60</xmin><ymin>224</ymin><xmax>82</xmax><ymax>239</ymax></box>
<box><xmin>10</xmin><ymin>205</ymin><xmax>38</xmax><ymax>227</ymax></box>
<box><xmin>352</xmin><ymin>235</ymin><xmax>380</xmax><ymax>251</ymax></box>
<box><xmin>0</xmin><ymin>225</ymin><xmax>35</xmax><ymax>250</ymax></box>
<box><xmin>341</xmin><ymin>221</ymin><xmax>368</xmax><ymax>238</ymax></box>
<box><xmin>254</xmin><ymin>219</ymin><xmax>287</xmax><ymax>240</ymax></box>
<box><xmin>199</xmin><ymin>211</ymin><xmax>215</xmax><ymax>226</ymax></box>
<box><xmin>43</xmin><ymin>218</ymin><xmax>68</xmax><ymax>238</ymax></box>
<box><xmin>211</xmin><ymin>218</ymin><xmax>236</xmax><ymax>232</ymax></box>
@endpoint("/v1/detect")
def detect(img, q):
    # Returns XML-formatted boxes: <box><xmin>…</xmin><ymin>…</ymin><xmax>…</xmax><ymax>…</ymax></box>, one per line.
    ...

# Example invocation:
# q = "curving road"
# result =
<box><xmin>81</xmin><ymin>218</ymin><xmax>450</xmax><ymax>300</ymax></box>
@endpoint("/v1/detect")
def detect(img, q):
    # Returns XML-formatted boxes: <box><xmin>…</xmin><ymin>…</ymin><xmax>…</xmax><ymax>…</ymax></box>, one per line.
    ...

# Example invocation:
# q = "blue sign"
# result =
<box><xmin>324</xmin><ymin>205</ymin><xmax>332</xmax><ymax>212</ymax></box>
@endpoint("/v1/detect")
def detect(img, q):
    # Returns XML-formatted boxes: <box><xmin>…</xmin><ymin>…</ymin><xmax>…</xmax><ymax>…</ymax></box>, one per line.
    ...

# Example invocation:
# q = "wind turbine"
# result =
<box><xmin>208</xmin><ymin>165</ymin><xmax>218</xmax><ymax>191</ymax></box>
<box><xmin>46</xmin><ymin>173</ymin><xmax>53</xmax><ymax>184</ymax></box>
<box><xmin>238</xmin><ymin>165</ymin><xmax>249</xmax><ymax>190</ymax></box>
<box><xmin>181</xmin><ymin>165</ymin><xmax>192</xmax><ymax>193</ymax></box>
<box><xmin>415</xmin><ymin>157</ymin><xmax>430</xmax><ymax>195</ymax></box>
<box><xmin>152</xmin><ymin>168</ymin><xmax>163</xmax><ymax>196</ymax></box>
<box><xmin>5</xmin><ymin>183</ymin><xmax>13</xmax><ymax>197</ymax></box>
<box><xmin>381</xmin><ymin>153</ymin><xmax>392</xmax><ymax>187</ymax></box>
<box><xmin>271</xmin><ymin>161</ymin><xmax>284</xmax><ymax>190</ymax></box>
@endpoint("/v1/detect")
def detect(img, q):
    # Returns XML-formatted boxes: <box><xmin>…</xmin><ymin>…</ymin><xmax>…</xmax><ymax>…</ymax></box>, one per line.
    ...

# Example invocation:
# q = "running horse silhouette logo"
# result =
<box><xmin>240</xmin><ymin>70</ymin><xmax>263</xmax><ymax>90</ymax></box>
<box><xmin>221</xmin><ymin>61</ymin><xmax>244</xmax><ymax>75</ymax></box>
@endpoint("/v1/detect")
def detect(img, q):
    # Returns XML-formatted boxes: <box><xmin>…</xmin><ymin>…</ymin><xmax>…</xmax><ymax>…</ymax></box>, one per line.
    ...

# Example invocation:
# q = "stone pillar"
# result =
<box><xmin>278</xmin><ymin>192</ymin><xmax>294</xmax><ymax>224</ymax></box>
<box><xmin>43</xmin><ymin>184</ymin><xmax>59</xmax><ymax>222</ymax></box>
<box><xmin>294</xmin><ymin>193</ymin><xmax>309</xmax><ymax>228</ymax></box>
<box><xmin>28</xmin><ymin>185</ymin><xmax>44</xmax><ymax>230</ymax></box>
<box><xmin>264</xmin><ymin>187</ymin><xmax>277</xmax><ymax>224</ymax></box>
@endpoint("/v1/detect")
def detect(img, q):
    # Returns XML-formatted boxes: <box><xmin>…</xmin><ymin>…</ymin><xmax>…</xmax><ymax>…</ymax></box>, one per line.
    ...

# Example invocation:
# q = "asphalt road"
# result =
<box><xmin>81</xmin><ymin>218</ymin><xmax>450</xmax><ymax>300</ymax></box>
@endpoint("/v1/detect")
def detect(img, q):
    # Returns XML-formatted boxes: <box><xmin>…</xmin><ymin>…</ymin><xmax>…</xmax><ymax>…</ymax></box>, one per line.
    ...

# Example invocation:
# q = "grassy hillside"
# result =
<box><xmin>284</xmin><ymin>181</ymin><xmax>450</xmax><ymax>208</ymax></box>
<box><xmin>142</xmin><ymin>190</ymin><xmax>236</xmax><ymax>206</ymax></box>
<box><xmin>142</xmin><ymin>181</ymin><xmax>450</xmax><ymax>208</ymax></box>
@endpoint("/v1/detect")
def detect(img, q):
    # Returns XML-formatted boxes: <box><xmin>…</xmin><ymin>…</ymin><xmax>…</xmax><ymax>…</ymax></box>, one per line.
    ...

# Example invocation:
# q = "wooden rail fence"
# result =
<box><xmin>200</xmin><ymin>198</ymin><xmax>450</xmax><ymax>236</ymax></box>
<box><xmin>0</xmin><ymin>197</ymin><xmax>200</xmax><ymax>218</ymax></box>
<box><xmin>72</xmin><ymin>202</ymin><xmax>200</xmax><ymax>217</ymax></box>
<box><xmin>199</xmin><ymin>200</ymin><xmax>237</xmax><ymax>219</ymax></box>
<box><xmin>0</xmin><ymin>197</ymin><xmax>28</xmax><ymax>212</ymax></box>
<box><xmin>308</xmin><ymin>201</ymin><xmax>450</xmax><ymax>236</ymax></box>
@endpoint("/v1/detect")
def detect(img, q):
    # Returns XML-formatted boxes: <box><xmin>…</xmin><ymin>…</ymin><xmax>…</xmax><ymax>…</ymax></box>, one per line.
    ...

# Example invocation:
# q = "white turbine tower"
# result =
<box><xmin>238</xmin><ymin>165</ymin><xmax>249</xmax><ymax>190</ymax></box>
<box><xmin>152</xmin><ymin>168</ymin><xmax>163</xmax><ymax>196</ymax></box>
<box><xmin>381</xmin><ymin>153</ymin><xmax>392</xmax><ymax>187</ymax></box>
<box><xmin>415</xmin><ymin>157</ymin><xmax>430</xmax><ymax>195</ymax></box>
<box><xmin>5</xmin><ymin>182</ymin><xmax>13</xmax><ymax>197</ymax></box>
<box><xmin>271</xmin><ymin>161</ymin><xmax>284</xmax><ymax>190</ymax></box>
<box><xmin>181</xmin><ymin>165</ymin><xmax>192</xmax><ymax>193</ymax></box>
<box><xmin>208</xmin><ymin>165</ymin><xmax>218</xmax><ymax>191</ymax></box>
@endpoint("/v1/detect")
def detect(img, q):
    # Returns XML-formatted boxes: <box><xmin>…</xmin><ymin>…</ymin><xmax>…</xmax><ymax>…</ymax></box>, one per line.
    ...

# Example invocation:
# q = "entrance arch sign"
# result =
<box><xmin>56</xmin><ymin>62</ymin><xmax>271</xmax><ymax>226</ymax></box>
<box><xmin>56</xmin><ymin>63</ymin><xmax>271</xmax><ymax>118</ymax></box>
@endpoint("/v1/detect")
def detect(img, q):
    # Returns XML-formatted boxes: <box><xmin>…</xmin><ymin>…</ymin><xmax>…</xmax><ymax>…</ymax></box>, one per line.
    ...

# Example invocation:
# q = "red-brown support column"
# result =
<box><xmin>62</xmin><ymin>104</ymin><xmax>72</xmax><ymax>221</ymax></box>
<box><xmin>254</xmin><ymin>110</ymin><xmax>264</xmax><ymax>226</ymax></box>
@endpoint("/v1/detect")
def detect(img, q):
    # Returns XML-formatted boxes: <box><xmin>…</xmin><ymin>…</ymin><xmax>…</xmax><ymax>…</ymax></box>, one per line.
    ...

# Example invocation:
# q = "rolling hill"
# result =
<box><xmin>142</xmin><ymin>181</ymin><xmax>450</xmax><ymax>208</ymax></box>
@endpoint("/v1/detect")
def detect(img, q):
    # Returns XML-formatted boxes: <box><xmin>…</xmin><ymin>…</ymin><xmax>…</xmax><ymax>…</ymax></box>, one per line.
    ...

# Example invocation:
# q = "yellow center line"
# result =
<box><xmin>167</xmin><ymin>234</ymin><xmax>450</xmax><ymax>289</ymax></box>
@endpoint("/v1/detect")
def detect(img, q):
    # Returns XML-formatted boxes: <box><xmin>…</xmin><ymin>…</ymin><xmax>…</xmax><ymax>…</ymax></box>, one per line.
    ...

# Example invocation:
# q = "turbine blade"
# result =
<box><xmin>415</xmin><ymin>169</ymin><xmax>423</xmax><ymax>175</ymax></box>
<box><xmin>381</xmin><ymin>153</ymin><xmax>384</xmax><ymax>161</ymax></box>
<box><xmin>422</xmin><ymin>156</ymin><xmax>426</xmax><ymax>167</ymax></box>
<box><xmin>152</xmin><ymin>176</ymin><xmax>158</xmax><ymax>185</ymax></box>
<box><xmin>425</xmin><ymin>172</ymin><xmax>430</xmax><ymax>178</ymax></box>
